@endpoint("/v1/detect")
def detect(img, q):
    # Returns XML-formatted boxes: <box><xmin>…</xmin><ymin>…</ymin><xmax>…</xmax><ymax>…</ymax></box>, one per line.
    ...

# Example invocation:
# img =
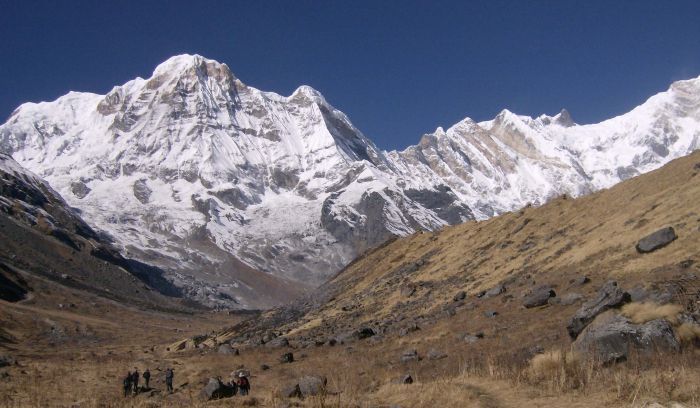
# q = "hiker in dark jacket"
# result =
<box><xmin>165</xmin><ymin>368</ymin><xmax>174</xmax><ymax>393</ymax></box>
<box><xmin>143</xmin><ymin>368</ymin><xmax>151</xmax><ymax>389</ymax></box>
<box><xmin>237</xmin><ymin>373</ymin><xmax>250</xmax><ymax>396</ymax></box>
<box><xmin>132</xmin><ymin>368</ymin><xmax>140</xmax><ymax>394</ymax></box>
<box><xmin>123</xmin><ymin>372</ymin><xmax>132</xmax><ymax>397</ymax></box>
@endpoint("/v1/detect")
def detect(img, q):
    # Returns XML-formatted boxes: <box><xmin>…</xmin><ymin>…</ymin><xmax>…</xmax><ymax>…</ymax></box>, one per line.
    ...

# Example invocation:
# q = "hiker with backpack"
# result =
<box><xmin>165</xmin><ymin>368</ymin><xmax>174</xmax><ymax>393</ymax></box>
<box><xmin>123</xmin><ymin>372</ymin><xmax>132</xmax><ymax>397</ymax></box>
<box><xmin>143</xmin><ymin>368</ymin><xmax>151</xmax><ymax>389</ymax></box>
<box><xmin>132</xmin><ymin>368</ymin><xmax>140</xmax><ymax>394</ymax></box>
<box><xmin>237</xmin><ymin>372</ymin><xmax>250</xmax><ymax>396</ymax></box>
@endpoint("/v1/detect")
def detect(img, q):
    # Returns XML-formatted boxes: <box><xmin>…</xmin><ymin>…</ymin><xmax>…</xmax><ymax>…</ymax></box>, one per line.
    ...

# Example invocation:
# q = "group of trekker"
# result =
<box><xmin>122</xmin><ymin>367</ymin><xmax>174</xmax><ymax>396</ymax></box>
<box><xmin>227</xmin><ymin>371</ymin><xmax>251</xmax><ymax>396</ymax></box>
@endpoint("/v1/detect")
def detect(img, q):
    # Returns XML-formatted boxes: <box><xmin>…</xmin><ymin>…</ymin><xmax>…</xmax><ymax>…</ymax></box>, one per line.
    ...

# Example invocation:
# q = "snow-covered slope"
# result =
<box><xmin>1</xmin><ymin>54</ymin><xmax>699</xmax><ymax>307</ymax></box>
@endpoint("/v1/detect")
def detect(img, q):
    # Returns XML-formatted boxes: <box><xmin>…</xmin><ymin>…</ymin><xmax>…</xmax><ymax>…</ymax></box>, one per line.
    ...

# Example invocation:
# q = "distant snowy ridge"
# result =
<box><xmin>1</xmin><ymin>54</ymin><xmax>698</xmax><ymax>307</ymax></box>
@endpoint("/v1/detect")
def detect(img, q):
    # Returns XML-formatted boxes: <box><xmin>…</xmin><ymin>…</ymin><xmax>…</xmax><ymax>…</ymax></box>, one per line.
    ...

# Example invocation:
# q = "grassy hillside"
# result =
<box><xmin>2</xmin><ymin>151</ymin><xmax>700</xmax><ymax>407</ymax></box>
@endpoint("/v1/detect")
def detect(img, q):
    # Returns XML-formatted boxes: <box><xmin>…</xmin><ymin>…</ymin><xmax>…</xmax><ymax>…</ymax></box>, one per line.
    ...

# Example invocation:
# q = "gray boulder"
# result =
<box><xmin>636</xmin><ymin>227</ymin><xmax>677</xmax><ymax>253</ymax></box>
<box><xmin>483</xmin><ymin>284</ymin><xmax>506</xmax><ymax>298</ymax></box>
<box><xmin>400</xmin><ymin>349</ymin><xmax>420</xmax><ymax>363</ymax></box>
<box><xmin>265</xmin><ymin>337</ymin><xmax>289</xmax><ymax>348</ymax></box>
<box><xmin>427</xmin><ymin>349</ymin><xmax>447</xmax><ymax>360</ymax></box>
<box><xmin>483</xmin><ymin>310</ymin><xmax>498</xmax><ymax>318</ymax></box>
<box><xmin>523</xmin><ymin>286</ymin><xmax>556</xmax><ymax>308</ymax></box>
<box><xmin>567</xmin><ymin>281</ymin><xmax>631</xmax><ymax>339</ymax></box>
<box><xmin>200</xmin><ymin>377</ymin><xmax>236</xmax><ymax>401</ymax></box>
<box><xmin>453</xmin><ymin>291</ymin><xmax>467</xmax><ymax>302</ymax></box>
<box><xmin>573</xmin><ymin>311</ymin><xmax>679</xmax><ymax>364</ymax></box>
<box><xmin>298</xmin><ymin>375</ymin><xmax>327</xmax><ymax>397</ymax></box>
<box><xmin>549</xmin><ymin>292</ymin><xmax>583</xmax><ymax>306</ymax></box>
<box><xmin>217</xmin><ymin>344</ymin><xmax>239</xmax><ymax>355</ymax></box>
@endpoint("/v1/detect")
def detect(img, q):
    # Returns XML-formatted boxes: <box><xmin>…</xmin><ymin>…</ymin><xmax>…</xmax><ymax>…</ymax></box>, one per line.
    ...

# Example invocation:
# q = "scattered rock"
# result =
<box><xmin>427</xmin><ymin>349</ymin><xmax>447</xmax><ymax>360</ymax></box>
<box><xmin>399</xmin><ymin>323</ymin><xmax>420</xmax><ymax>337</ymax></box>
<box><xmin>200</xmin><ymin>377</ymin><xmax>236</xmax><ymax>401</ymax></box>
<box><xmin>573</xmin><ymin>311</ymin><xmax>680</xmax><ymax>364</ymax></box>
<box><xmin>483</xmin><ymin>310</ymin><xmax>498</xmax><ymax>318</ymax></box>
<box><xmin>400</xmin><ymin>285</ymin><xmax>416</xmax><ymax>297</ymax></box>
<box><xmin>572</xmin><ymin>276</ymin><xmax>590</xmax><ymax>286</ymax></box>
<box><xmin>523</xmin><ymin>286</ymin><xmax>556</xmax><ymax>308</ymax></box>
<box><xmin>0</xmin><ymin>356</ymin><xmax>16</xmax><ymax>368</ymax></box>
<box><xmin>567</xmin><ymin>281</ymin><xmax>631</xmax><ymax>339</ymax></box>
<box><xmin>453</xmin><ymin>291</ymin><xmax>467</xmax><ymax>302</ymax></box>
<box><xmin>400</xmin><ymin>349</ymin><xmax>420</xmax><ymax>363</ymax></box>
<box><xmin>217</xmin><ymin>344</ymin><xmax>239</xmax><ymax>355</ymax></box>
<box><xmin>635</xmin><ymin>227</ymin><xmax>677</xmax><ymax>253</ymax></box>
<box><xmin>356</xmin><ymin>327</ymin><xmax>376</xmax><ymax>340</ymax></box>
<box><xmin>280</xmin><ymin>352</ymin><xmax>294</xmax><ymax>364</ymax></box>
<box><xmin>483</xmin><ymin>284</ymin><xmax>506</xmax><ymax>298</ymax></box>
<box><xmin>549</xmin><ymin>293</ymin><xmax>583</xmax><ymax>306</ymax></box>
<box><xmin>265</xmin><ymin>337</ymin><xmax>289</xmax><ymax>348</ymax></box>
<box><xmin>260</xmin><ymin>364</ymin><xmax>270</xmax><ymax>371</ymax></box>
<box><xmin>461</xmin><ymin>334</ymin><xmax>481</xmax><ymax>344</ymax></box>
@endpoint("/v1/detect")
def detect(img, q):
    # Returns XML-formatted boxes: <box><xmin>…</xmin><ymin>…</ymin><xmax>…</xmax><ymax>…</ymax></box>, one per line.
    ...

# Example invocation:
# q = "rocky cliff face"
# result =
<box><xmin>1</xmin><ymin>54</ymin><xmax>699</xmax><ymax>307</ymax></box>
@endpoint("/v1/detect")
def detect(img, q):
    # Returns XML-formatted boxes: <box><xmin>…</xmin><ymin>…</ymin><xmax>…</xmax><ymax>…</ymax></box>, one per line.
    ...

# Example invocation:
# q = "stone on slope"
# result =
<box><xmin>573</xmin><ymin>311</ymin><xmax>679</xmax><ymax>364</ymax></box>
<box><xmin>298</xmin><ymin>375</ymin><xmax>327</xmax><ymax>397</ymax></box>
<box><xmin>200</xmin><ymin>377</ymin><xmax>236</xmax><ymax>400</ymax></box>
<box><xmin>265</xmin><ymin>336</ymin><xmax>289</xmax><ymax>348</ymax></box>
<box><xmin>523</xmin><ymin>286</ymin><xmax>556</xmax><ymax>308</ymax></box>
<box><xmin>280</xmin><ymin>352</ymin><xmax>294</xmax><ymax>364</ymax></box>
<box><xmin>567</xmin><ymin>281</ymin><xmax>631</xmax><ymax>339</ymax></box>
<box><xmin>635</xmin><ymin>227</ymin><xmax>678</xmax><ymax>253</ymax></box>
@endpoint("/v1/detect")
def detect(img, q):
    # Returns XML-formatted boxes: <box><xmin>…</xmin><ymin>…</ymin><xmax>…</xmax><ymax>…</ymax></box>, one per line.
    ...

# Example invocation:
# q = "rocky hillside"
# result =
<box><xmin>203</xmin><ymin>150</ymin><xmax>700</xmax><ymax>360</ymax></box>
<box><xmin>1</xmin><ymin>54</ymin><xmax>699</xmax><ymax>308</ymax></box>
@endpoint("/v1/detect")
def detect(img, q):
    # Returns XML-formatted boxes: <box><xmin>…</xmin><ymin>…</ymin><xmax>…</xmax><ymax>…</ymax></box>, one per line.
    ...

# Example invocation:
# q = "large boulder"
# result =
<box><xmin>635</xmin><ymin>227</ymin><xmax>677</xmax><ymax>253</ymax></box>
<box><xmin>567</xmin><ymin>281</ymin><xmax>631</xmax><ymax>339</ymax></box>
<box><xmin>523</xmin><ymin>286</ymin><xmax>556</xmax><ymax>308</ymax></box>
<box><xmin>298</xmin><ymin>375</ymin><xmax>327</xmax><ymax>397</ymax></box>
<box><xmin>573</xmin><ymin>311</ymin><xmax>679</xmax><ymax>364</ymax></box>
<box><xmin>200</xmin><ymin>377</ymin><xmax>236</xmax><ymax>401</ymax></box>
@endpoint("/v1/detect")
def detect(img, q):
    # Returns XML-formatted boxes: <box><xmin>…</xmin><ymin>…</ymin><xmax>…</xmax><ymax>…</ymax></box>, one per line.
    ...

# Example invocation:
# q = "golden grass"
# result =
<box><xmin>676</xmin><ymin>323</ymin><xmax>700</xmax><ymax>344</ymax></box>
<box><xmin>621</xmin><ymin>302</ymin><xmax>684</xmax><ymax>325</ymax></box>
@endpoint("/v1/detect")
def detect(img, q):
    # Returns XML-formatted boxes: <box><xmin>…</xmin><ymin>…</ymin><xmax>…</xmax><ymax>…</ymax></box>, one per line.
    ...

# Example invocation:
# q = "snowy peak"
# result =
<box><xmin>1</xmin><ymin>54</ymin><xmax>699</xmax><ymax>309</ymax></box>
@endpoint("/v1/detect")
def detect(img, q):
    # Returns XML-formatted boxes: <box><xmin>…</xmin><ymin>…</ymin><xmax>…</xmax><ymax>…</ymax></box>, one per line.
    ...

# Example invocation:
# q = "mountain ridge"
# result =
<box><xmin>1</xmin><ymin>54</ymin><xmax>699</xmax><ymax>307</ymax></box>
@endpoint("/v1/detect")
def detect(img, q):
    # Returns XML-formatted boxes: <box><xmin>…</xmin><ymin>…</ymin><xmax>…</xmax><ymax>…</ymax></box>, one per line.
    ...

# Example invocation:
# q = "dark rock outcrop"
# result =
<box><xmin>200</xmin><ymin>377</ymin><xmax>236</xmax><ymax>400</ymax></box>
<box><xmin>280</xmin><ymin>352</ymin><xmax>294</xmax><ymax>363</ymax></box>
<box><xmin>635</xmin><ymin>227</ymin><xmax>677</xmax><ymax>253</ymax></box>
<box><xmin>567</xmin><ymin>281</ymin><xmax>631</xmax><ymax>339</ymax></box>
<box><xmin>573</xmin><ymin>311</ymin><xmax>679</xmax><ymax>364</ymax></box>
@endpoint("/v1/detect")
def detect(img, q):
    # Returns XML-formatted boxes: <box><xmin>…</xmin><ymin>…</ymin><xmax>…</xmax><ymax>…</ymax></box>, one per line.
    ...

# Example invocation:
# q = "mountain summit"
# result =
<box><xmin>1</xmin><ymin>55</ymin><xmax>699</xmax><ymax>307</ymax></box>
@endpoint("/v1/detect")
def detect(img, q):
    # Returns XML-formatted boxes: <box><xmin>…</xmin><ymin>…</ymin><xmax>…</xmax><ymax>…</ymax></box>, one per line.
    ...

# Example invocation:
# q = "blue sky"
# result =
<box><xmin>2</xmin><ymin>0</ymin><xmax>699</xmax><ymax>150</ymax></box>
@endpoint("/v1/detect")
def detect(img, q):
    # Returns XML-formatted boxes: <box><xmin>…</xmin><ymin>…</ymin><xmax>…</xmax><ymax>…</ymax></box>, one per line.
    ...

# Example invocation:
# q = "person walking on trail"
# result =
<box><xmin>165</xmin><ymin>368</ymin><xmax>174</xmax><ymax>393</ymax></box>
<box><xmin>143</xmin><ymin>368</ymin><xmax>151</xmax><ymax>389</ymax></box>
<box><xmin>123</xmin><ymin>372</ymin><xmax>132</xmax><ymax>397</ymax></box>
<box><xmin>132</xmin><ymin>368</ymin><xmax>140</xmax><ymax>395</ymax></box>
<box><xmin>237</xmin><ymin>372</ymin><xmax>250</xmax><ymax>396</ymax></box>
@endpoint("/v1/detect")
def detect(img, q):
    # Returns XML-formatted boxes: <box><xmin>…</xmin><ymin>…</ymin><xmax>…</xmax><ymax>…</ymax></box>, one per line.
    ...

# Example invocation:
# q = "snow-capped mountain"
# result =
<box><xmin>1</xmin><ymin>54</ymin><xmax>698</xmax><ymax>307</ymax></box>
